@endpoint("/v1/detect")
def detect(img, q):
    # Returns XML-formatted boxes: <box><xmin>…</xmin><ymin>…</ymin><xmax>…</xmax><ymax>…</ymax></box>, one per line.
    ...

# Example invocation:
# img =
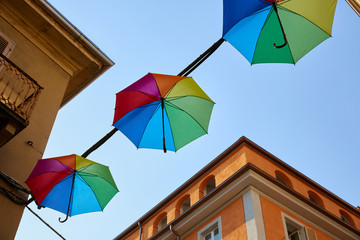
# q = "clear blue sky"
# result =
<box><xmin>16</xmin><ymin>0</ymin><xmax>360</xmax><ymax>239</ymax></box>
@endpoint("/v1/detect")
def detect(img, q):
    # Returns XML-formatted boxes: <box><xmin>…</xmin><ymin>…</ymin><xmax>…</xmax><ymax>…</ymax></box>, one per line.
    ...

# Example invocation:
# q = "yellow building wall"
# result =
<box><xmin>260</xmin><ymin>195</ymin><xmax>334</xmax><ymax>240</ymax></box>
<box><xmin>0</xmin><ymin>16</ymin><xmax>70</xmax><ymax>240</ymax></box>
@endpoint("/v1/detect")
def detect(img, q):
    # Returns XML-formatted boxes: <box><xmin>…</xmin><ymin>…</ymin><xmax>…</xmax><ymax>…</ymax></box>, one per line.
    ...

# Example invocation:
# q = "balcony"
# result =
<box><xmin>346</xmin><ymin>0</ymin><xmax>360</xmax><ymax>16</ymax></box>
<box><xmin>0</xmin><ymin>53</ymin><xmax>42</xmax><ymax>147</ymax></box>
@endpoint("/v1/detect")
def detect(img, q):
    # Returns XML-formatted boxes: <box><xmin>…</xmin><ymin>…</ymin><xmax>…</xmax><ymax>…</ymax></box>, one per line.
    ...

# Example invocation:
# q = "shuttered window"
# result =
<box><xmin>0</xmin><ymin>32</ymin><xmax>15</xmax><ymax>56</ymax></box>
<box><xmin>305</xmin><ymin>227</ymin><xmax>318</xmax><ymax>240</ymax></box>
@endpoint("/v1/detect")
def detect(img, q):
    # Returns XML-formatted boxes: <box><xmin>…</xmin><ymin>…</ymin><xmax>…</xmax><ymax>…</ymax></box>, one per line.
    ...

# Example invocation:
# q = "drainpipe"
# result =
<box><xmin>138</xmin><ymin>222</ymin><xmax>142</xmax><ymax>240</ymax></box>
<box><xmin>170</xmin><ymin>225</ymin><xmax>180</xmax><ymax>240</ymax></box>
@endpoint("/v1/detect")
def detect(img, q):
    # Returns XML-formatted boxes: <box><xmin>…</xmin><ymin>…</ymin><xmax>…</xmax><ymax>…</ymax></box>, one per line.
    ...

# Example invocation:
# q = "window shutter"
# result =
<box><xmin>305</xmin><ymin>227</ymin><xmax>318</xmax><ymax>240</ymax></box>
<box><xmin>0</xmin><ymin>32</ymin><xmax>15</xmax><ymax>56</ymax></box>
<box><xmin>0</xmin><ymin>35</ymin><xmax>9</xmax><ymax>54</ymax></box>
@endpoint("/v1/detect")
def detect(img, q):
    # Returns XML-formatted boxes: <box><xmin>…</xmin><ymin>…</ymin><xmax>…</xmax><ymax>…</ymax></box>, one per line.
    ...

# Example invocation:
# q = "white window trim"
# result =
<box><xmin>281</xmin><ymin>212</ymin><xmax>307</xmax><ymax>240</ymax></box>
<box><xmin>0</xmin><ymin>31</ymin><xmax>15</xmax><ymax>57</ymax></box>
<box><xmin>197</xmin><ymin>217</ymin><xmax>222</xmax><ymax>240</ymax></box>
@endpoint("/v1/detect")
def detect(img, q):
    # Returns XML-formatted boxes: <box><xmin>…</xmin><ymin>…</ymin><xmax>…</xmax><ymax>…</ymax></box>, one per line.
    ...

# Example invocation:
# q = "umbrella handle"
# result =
<box><xmin>59</xmin><ymin>214</ymin><xmax>69</xmax><ymax>223</ymax></box>
<box><xmin>163</xmin><ymin>137</ymin><xmax>167</xmax><ymax>153</ymax></box>
<box><xmin>274</xmin><ymin>41</ymin><xmax>287</xmax><ymax>49</ymax></box>
<box><xmin>273</xmin><ymin>3</ymin><xmax>288</xmax><ymax>49</ymax></box>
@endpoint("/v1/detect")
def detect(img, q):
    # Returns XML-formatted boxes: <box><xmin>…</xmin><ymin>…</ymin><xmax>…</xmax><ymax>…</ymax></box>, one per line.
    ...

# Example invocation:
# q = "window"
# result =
<box><xmin>199</xmin><ymin>175</ymin><xmax>216</xmax><ymax>198</ymax></box>
<box><xmin>204</xmin><ymin>178</ymin><xmax>216</xmax><ymax>196</ymax></box>
<box><xmin>198</xmin><ymin>217</ymin><xmax>222</xmax><ymax>240</ymax></box>
<box><xmin>275</xmin><ymin>170</ymin><xmax>293</xmax><ymax>188</ymax></box>
<box><xmin>175</xmin><ymin>195</ymin><xmax>191</xmax><ymax>217</ymax></box>
<box><xmin>339</xmin><ymin>210</ymin><xmax>355</xmax><ymax>227</ymax></box>
<box><xmin>0</xmin><ymin>31</ymin><xmax>15</xmax><ymax>57</ymax></box>
<box><xmin>158</xmin><ymin>215</ymin><xmax>167</xmax><ymax>230</ymax></box>
<box><xmin>180</xmin><ymin>197</ymin><xmax>191</xmax><ymax>214</ymax></box>
<box><xmin>307</xmin><ymin>191</ymin><xmax>324</xmax><ymax>208</ymax></box>
<box><xmin>204</xmin><ymin>227</ymin><xmax>219</xmax><ymax>240</ymax></box>
<box><xmin>282</xmin><ymin>213</ymin><xmax>318</xmax><ymax>240</ymax></box>
<box><xmin>153</xmin><ymin>212</ymin><xmax>167</xmax><ymax>233</ymax></box>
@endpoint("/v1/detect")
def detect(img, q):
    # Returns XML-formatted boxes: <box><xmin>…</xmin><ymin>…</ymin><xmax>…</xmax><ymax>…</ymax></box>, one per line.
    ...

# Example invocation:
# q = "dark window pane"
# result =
<box><xmin>205</xmin><ymin>233</ymin><xmax>211</xmax><ymax>240</ymax></box>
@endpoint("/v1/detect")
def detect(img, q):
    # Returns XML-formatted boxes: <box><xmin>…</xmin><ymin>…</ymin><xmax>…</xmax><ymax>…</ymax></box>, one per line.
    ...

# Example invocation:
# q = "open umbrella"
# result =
<box><xmin>113</xmin><ymin>73</ymin><xmax>215</xmax><ymax>152</ymax></box>
<box><xmin>80</xmin><ymin>73</ymin><xmax>214</xmax><ymax>158</ymax></box>
<box><xmin>25</xmin><ymin>154</ymin><xmax>118</xmax><ymax>222</ymax></box>
<box><xmin>179</xmin><ymin>0</ymin><xmax>337</xmax><ymax>75</ymax></box>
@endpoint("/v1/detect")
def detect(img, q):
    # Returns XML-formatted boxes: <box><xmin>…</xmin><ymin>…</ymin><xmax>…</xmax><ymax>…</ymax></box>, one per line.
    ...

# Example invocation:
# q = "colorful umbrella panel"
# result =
<box><xmin>222</xmin><ymin>0</ymin><xmax>337</xmax><ymax>64</ymax></box>
<box><xmin>26</xmin><ymin>154</ymin><xmax>118</xmax><ymax>221</ymax></box>
<box><xmin>113</xmin><ymin>73</ymin><xmax>215</xmax><ymax>152</ymax></box>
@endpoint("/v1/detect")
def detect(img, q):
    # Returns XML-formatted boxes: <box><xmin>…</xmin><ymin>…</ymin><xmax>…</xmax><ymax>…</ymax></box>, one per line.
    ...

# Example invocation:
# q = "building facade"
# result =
<box><xmin>0</xmin><ymin>0</ymin><xmax>113</xmax><ymax>239</ymax></box>
<box><xmin>116</xmin><ymin>137</ymin><xmax>360</xmax><ymax>240</ymax></box>
<box><xmin>346</xmin><ymin>0</ymin><xmax>360</xmax><ymax>16</ymax></box>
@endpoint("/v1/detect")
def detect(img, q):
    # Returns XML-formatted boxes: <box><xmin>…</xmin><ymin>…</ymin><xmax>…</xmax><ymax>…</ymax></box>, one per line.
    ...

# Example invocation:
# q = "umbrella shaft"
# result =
<box><xmin>161</xmin><ymin>99</ymin><xmax>167</xmax><ymax>153</ymax></box>
<box><xmin>272</xmin><ymin>3</ymin><xmax>288</xmax><ymax>48</ymax></box>
<box><xmin>59</xmin><ymin>172</ymin><xmax>76</xmax><ymax>223</ymax></box>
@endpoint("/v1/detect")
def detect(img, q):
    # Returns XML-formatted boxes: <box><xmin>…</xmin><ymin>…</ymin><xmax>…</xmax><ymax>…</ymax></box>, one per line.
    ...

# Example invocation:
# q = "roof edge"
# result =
<box><xmin>115</xmin><ymin>136</ymin><xmax>360</xmax><ymax>239</ymax></box>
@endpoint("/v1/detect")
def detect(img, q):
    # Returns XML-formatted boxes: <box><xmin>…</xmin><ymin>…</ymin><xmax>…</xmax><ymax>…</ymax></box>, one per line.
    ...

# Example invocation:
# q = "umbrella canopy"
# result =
<box><xmin>113</xmin><ymin>73</ymin><xmax>215</xmax><ymax>152</ymax></box>
<box><xmin>222</xmin><ymin>0</ymin><xmax>337</xmax><ymax>64</ymax></box>
<box><xmin>25</xmin><ymin>154</ymin><xmax>118</xmax><ymax>222</ymax></box>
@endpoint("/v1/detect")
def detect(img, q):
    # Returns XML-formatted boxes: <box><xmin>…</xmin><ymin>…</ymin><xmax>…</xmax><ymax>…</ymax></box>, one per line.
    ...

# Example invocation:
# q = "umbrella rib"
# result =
<box><xmin>162</xmin><ymin>100</ymin><xmax>175</xmax><ymax>151</ymax></box>
<box><xmin>250</xmin><ymin>6</ymin><xmax>274</xmax><ymax>64</ymax></box>
<box><xmin>76</xmin><ymin>164</ymin><xmax>118</xmax><ymax>190</ymax></box>
<box><xmin>273</xmin><ymin>5</ymin><xmax>332</xmax><ymax>64</ymax></box>
<box><xmin>164</xmin><ymin>100</ymin><xmax>210</xmax><ymax>134</ymax></box>
<box><xmin>75</xmin><ymin>171</ymin><xmax>119</xmax><ymax>211</ymax></box>
<box><xmin>120</xmin><ymin>90</ymin><xmax>160</xmax><ymax>101</ymax></box>
<box><xmin>77</xmin><ymin>171</ymin><xmax>119</xmax><ymax>191</ymax></box>
<box><xmin>59</xmin><ymin>172</ymin><xmax>76</xmax><ymax>223</ymax></box>
<box><xmin>137</xmin><ymin>102</ymin><xmax>162</xmax><ymax>149</ymax></box>
<box><xmin>72</xmin><ymin>173</ymin><xmax>104</xmax><ymax>211</ymax></box>
<box><xmin>276</xmin><ymin>5</ymin><xmax>333</xmax><ymax>36</ymax></box>
<box><xmin>165</xmin><ymin>95</ymin><xmax>214</xmax><ymax>103</ymax></box>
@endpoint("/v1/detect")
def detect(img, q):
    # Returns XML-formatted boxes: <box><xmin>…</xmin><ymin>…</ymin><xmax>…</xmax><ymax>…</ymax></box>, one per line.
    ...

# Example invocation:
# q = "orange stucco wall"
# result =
<box><xmin>244</xmin><ymin>146</ymin><xmax>360</xmax><ymax>229</ymax></box>
<box><xmin>121</xmin><ymin>147</ymin><xmax>249</xmax><ymax>239</ymax></box>
<box><xmin>183</xmin><ymin>196</ymin><xmax>247</xmax><ymax>240</ymax></box>
<box><xmin>260</xmin><ymin>195</ymin><xmax>334</xmax><ymax>240</ymax></box>
<box><xmin>120</xmin><ymin>142</ymin><xmax>359</xmax><ymax>239</ymax></box>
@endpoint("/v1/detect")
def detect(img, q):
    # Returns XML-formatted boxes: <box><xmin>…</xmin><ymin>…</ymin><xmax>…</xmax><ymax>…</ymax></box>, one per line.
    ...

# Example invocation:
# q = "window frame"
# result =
<box><xmin>204</xmin><ymin>178</ymin><xmax>216</xmax><ymax>196</ymax></box>
<box><xmin>197</xmin><ymin>217</ymin><xmax>222</xmax><ymax>240</ymax></box>
<box><xmin>281</xmin><ymin>213</ymin><xmax>307</xmax><ymax>240</ymax></box>
<box><xmin>0</xmin><ymin>31</ymin><xmax>15</xmax><ymax>57</ymax></box>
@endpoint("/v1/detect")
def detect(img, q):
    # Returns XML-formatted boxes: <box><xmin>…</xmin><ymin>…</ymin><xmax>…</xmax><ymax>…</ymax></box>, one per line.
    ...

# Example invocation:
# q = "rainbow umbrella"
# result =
<box><xmin>222</xmin><ymin>0</ymin><xmax>337</xmax><ymax>64</ymax></box>
<box><xmin>179</xmin><ymin>0</ymin><xmax>337</xmax><ymax>75</ymax></box>
<box><xmin>112</xmin><ymin>73</ymin><xmax>214</xmax><ymax>152</ymax></box>
<box><xmin>25</xmin><ymin>154</ymin><xmax>118</xmax><ymax>222</ymax></box>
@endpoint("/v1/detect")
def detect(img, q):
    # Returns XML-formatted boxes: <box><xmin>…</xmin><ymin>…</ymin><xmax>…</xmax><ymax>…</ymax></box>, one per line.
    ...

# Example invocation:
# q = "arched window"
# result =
<box><xmin>204</xmin><ymin>178</ymin><xmax>216</xmax><ymax>196</ymax></box>
<box><xmin>308</xmin><ymin>190</ymin><xmax>324</xmax><ymax>208</ymax></box>
<box><xmin>180</xmin><ymin>197</ymin><xmax>191</xmax><ymax>214</ymax></box>
<box><xmin>199</xmin><ymin>175</ymin><xmax>216</xmax><ymax>198</ymax></box>
<box><xmin>175</xmin><ymin>195</ymin><xmax>191</xmax><ymax>217</ymax></box>
<box><xmin>339</xmin><ymin>210</ymin><xmax>355</xmax><ymax>227</ymax></box>
<box><xmin>158</xmin><ymin>215</ymin><xmax>167</xmax><ymax>230</ymax></box>
<box><xmin>275</xmin><ymin>170</ymin><xmax>293</xmax><ymax>188</ymax></box>
<box><xmin>153</xmin><ymin>212</ymin><xmax>167</xmax><ymax>233</ymax></box>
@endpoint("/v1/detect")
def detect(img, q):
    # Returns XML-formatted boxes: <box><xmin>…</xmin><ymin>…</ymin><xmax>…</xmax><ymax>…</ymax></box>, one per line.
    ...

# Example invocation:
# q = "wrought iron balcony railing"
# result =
<box><xmin>0</xmin><ymin>53</ymin><xmax>42</xmax><ymax>122</ymax></box>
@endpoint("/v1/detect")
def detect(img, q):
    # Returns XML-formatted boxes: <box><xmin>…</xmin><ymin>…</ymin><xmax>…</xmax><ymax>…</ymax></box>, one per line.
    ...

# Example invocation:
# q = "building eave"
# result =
<box><xmin>346</xmin><ymin>0</ymin><xmax>360</xmax><ymax>16</ymax></box>
<box><xmin>116</xmin><ymin>163</ymin><xmax>360</xmax><ymax>240</ymax></box>
<box><xmin>32</xmin><ymin>0</ymin><xmax>114</xmax><ymax>106</ymax></box>
<box><xmin>1</xmin><ymin>0</ymin><xmax>115</xmax><ymax>107</ymax></box>
<box><xmin>115</xmin><ymin>136</ymin><xmax>360</xmax><ymax>239</ymax></box>
<box><xmin>151</xmin><ymin>164</ymin><xmax>360</xmax><ymax>240</ymax></box>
